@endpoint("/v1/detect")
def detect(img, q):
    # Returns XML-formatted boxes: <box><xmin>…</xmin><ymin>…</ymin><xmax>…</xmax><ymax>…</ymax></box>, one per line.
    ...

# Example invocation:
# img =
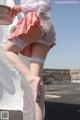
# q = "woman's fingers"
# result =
<box><xmin>10</xmin><ymin>7</ymin><xmax>16</xmax><ymax>18</ymax></box>
<box><xmin>13</xmin><ymin>5</ymin><xmax>22</xmax><ymax>14</ymax></box>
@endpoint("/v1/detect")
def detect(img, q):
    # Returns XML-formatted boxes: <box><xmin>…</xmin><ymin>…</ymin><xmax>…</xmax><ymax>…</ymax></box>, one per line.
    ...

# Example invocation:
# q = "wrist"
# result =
<box><xmin>14</xmin><ymin>5</ymin><xmax>22</xmax><ymax>14</ymax></box>
<box><xmin>17</xmin><ymin>5</ymin><xmax>22</xmax><ymax>13</ymax></box>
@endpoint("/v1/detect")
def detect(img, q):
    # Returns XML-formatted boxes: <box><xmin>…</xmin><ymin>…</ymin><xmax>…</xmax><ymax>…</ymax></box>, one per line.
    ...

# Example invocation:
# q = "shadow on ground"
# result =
<box><xmin>44</xmin><ymin>101</ymin><xmax>80</xmax><ymax>120</ymax></box>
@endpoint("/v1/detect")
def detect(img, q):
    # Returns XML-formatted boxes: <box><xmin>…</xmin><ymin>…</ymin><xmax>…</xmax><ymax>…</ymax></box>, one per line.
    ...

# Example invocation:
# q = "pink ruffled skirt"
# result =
<box><xmin>8</xmin><ymin>11</ymin><xmax>56</xmax><ymax>57</ymax></box>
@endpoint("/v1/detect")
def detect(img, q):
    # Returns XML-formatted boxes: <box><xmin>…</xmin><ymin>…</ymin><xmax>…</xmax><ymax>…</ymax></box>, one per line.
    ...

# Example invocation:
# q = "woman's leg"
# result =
<box><xmin>3</xmin><ymin>41</ymin><xmax>49</xmax><ymax>120</ymax></box>
<box><xmin>3</xmin><ymin>41</ymin><xmax>40</xmax><ymax>83</ymax></box>
<box><xmin>3</xmin><ymin>41</ymin><xmax>29</xmax><ymax>75</ymax></box>
<box><xmin>29</xmin><ymin>43</ymin><xmax>49</xmax><ymax>120</ymax></box>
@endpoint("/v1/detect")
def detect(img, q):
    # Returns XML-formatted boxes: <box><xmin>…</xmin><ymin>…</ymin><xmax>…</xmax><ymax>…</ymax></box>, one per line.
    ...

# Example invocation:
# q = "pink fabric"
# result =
<box><xmin>8</xmin><ymin>12</ymin><xmax>40</xmax><ymax>40</ymax></box>
<box><xmin>20</xmin><ymin>43</ymin><xmax>33</xmax><ymax>57</ymax></box>
<box><xmin>20</xmin><ymin>42</ymin><xmax>56</xmax><ymax>57</ymax></box>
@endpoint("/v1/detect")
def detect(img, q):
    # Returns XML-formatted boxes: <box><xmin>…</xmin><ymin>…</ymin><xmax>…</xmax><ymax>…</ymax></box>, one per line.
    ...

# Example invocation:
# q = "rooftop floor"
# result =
<box><xmin>44</xmin><ymin>80</ymin><xmax>80</xmax><ymax>120</ymax></box>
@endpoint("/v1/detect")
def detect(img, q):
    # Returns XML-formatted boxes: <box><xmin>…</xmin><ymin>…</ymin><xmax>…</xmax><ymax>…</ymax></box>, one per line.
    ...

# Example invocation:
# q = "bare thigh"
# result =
<box><xmin>30</xmin><ymin>43</ymin><xmax>49</xmax><ymax>76</ymax></box>
<box><xmin>31</xmin><ymin>43</ymin><xmax>49</xmax><ymax>58</ymax></box>
<box><xmin>29</xmin><ymin>43</ymin><xmax>49</xmax><ymax>103</ymax></box>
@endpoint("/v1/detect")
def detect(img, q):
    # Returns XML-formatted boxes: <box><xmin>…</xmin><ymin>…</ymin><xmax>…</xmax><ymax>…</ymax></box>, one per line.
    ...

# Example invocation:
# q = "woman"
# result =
<box><xmin>3</xmin><ymin>0</ymin><xmax>56</xmax><ymax>119</ymax></box>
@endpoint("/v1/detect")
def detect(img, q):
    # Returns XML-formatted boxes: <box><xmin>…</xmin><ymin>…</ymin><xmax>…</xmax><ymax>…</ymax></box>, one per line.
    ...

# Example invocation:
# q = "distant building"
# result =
<box><xmin>43</xmin><ymin>69</ymin><xmax>80</xmax><ymax>81</ymax></box>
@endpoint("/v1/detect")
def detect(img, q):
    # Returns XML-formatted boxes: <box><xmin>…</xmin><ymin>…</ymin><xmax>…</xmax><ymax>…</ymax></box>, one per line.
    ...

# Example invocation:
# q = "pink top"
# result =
<box><xmin>21</xmin><ymin>0</ymin><xmax>51</xmax><ymax>14</ymax></box>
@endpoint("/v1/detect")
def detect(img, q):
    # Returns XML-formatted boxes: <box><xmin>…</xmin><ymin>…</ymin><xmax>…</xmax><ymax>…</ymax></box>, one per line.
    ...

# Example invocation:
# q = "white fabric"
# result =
<box><xmin>0</xmin><ymin>1</ymin><xmax>35</xmax><ymax>120</ymax></box>
<box><xmin>12</xmin><ymin>38</ymin><xmax>27</xmax><ymax>49</ymax></box>
<box><xmin>31</xmin><ymin>56</ymin><xmax>45</xmax><ymax>64</ymax></box>
<box><xmin>0</xmin><ymin>0</ymin><xmax>18</xmax><ymax>46</ymax></box>
<box><xmin>0</xmin><ymin>51</ymin><xmax>35</xmax><ymax>120</ymax></box>
<box><xmin>21</xmin><ymin>0</ymin><xmax>51</xmax><ymax>14</ymax></box>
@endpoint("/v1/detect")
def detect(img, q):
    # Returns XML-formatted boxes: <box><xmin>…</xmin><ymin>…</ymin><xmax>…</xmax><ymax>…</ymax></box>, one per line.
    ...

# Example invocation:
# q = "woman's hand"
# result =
<box><xmin>13</xmin><ymin>5</ymin><xmax>22</xmax><ymax>14</ymax></box>
<box><xmin>10</xmin><ymin>5</ymin><xmax>22</xmax><ymax>18</ymax></box>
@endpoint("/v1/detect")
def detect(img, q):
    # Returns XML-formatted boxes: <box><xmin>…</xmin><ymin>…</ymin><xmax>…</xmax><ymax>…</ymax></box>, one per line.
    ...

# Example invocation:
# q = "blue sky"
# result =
<box><xmin>16</xmin><ymin>0</ymin><xmax>80</xmax><ymax>69</ymax></box>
